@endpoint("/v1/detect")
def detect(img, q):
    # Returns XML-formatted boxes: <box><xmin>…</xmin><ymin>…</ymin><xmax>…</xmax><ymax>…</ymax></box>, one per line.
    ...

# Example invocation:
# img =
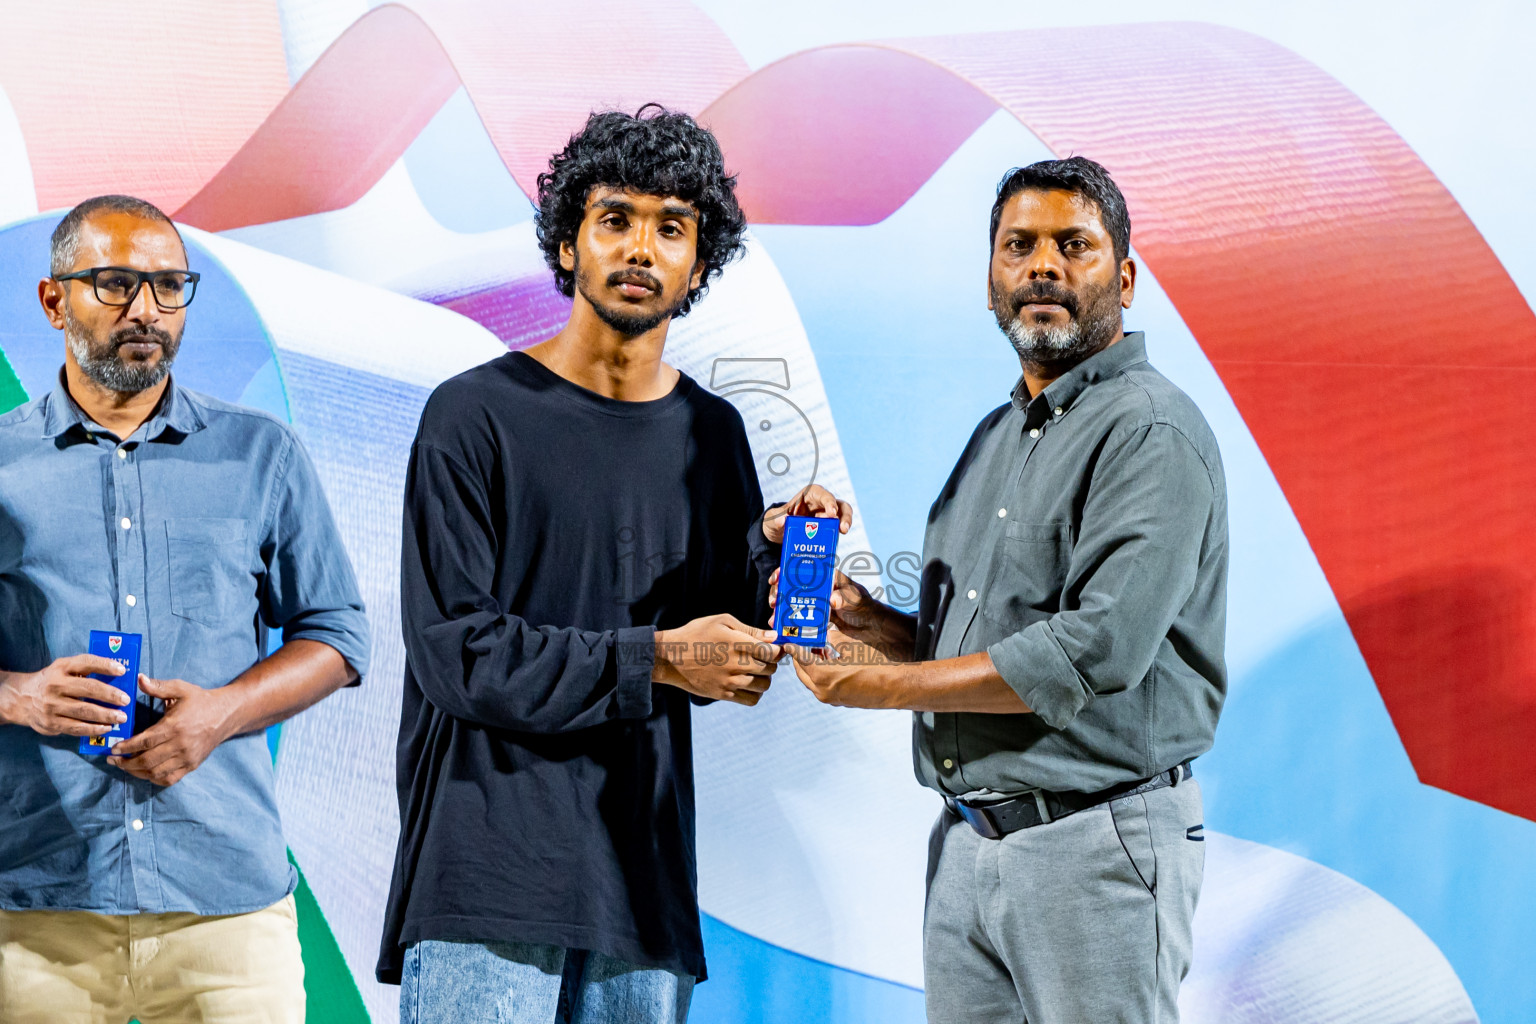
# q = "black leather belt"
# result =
<box><xmin>946</xmin><ymin>762</ymin><xmax>1193</xmax><ymax>840</ymax></box>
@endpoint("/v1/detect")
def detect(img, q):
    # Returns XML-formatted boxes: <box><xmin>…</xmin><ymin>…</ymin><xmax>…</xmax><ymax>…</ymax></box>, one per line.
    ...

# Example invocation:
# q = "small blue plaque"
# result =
<box><xmin>773</xmin><ymin>516</ymin><xmax>839</xmax><ymax>648</ymax></box>
<box><xmin>78</xmin><ymin>630</ymin><xmax>141</xmax><ymax>756</ymax></box>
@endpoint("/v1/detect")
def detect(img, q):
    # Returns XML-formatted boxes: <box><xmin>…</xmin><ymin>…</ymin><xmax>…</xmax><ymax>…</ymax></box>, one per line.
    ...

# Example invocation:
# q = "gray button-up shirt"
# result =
<box><xmin>913</xmin><ymin>333</ymin><xmax>1227</xmax><ymax>797</ymax></box>
<box><xmin>0</xmin><ymin>377</ymin><xmax>369</xmax><ymax>914</ymax></box>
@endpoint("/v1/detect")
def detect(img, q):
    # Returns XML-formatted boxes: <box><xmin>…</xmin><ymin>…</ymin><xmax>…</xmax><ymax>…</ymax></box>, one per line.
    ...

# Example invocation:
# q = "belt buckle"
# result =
<box><xmin>952</xmin><ymin>800</ymin><xmax>1003</xmax><ymax>841</ymax></box>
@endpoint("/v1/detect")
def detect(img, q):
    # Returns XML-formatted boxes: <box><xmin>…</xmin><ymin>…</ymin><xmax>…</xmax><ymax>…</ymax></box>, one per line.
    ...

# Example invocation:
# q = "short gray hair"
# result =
<box><xmin>50</xmin><ymin>195</ymin><xmax>185</xmax><ymax>277</ymax></box>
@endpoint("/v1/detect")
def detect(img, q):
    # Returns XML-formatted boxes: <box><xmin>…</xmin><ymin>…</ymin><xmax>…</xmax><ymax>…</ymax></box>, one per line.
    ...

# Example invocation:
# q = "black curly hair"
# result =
<box><xmin>535</xmin><ymin>104</ymin><xmax>748</xmax><ymax>319</ymax></box>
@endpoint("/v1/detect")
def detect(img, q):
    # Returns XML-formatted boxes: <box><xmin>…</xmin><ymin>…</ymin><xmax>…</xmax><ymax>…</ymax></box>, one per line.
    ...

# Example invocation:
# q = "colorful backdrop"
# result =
<box><xmin>1</xmin><ymin>2</ymin><xmax>1533</xmax><ymax>1021</ymax></box>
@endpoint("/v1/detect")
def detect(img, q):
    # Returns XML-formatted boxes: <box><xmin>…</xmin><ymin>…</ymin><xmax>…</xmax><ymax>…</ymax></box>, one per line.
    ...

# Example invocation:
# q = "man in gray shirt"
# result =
<box><xmin>787</xmin><ymin>156</ymin><xmax>1228</xmax><ymax>1023</ymax></box>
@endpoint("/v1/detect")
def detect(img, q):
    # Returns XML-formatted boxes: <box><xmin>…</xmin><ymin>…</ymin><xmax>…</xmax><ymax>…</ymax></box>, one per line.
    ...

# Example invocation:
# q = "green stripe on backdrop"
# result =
<box><xmin>0</xmin><ymin>346</ymin><xmax>28</xmax><ymax>413</ymax></box>
<box><xmin>290</xmin><ymin>849</ymin><xmax>373</xmax><ymax>1022</ymax></box>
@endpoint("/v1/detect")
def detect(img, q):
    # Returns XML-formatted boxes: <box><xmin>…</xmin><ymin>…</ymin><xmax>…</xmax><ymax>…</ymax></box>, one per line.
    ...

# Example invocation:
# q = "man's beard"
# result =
<box><xmin>65</xmin><ymin>305</ymin><xmax>180</xmax><ymax>394</ymax></box>
<box><xmin>992</xmin><ymin>274</ymin><xmax>1123</xmax><ymax>371</ymax></box>
<box><xmin>574</xmin><ymin>252</ymin><xmax>687</xmax><ymax>337</ymax></box>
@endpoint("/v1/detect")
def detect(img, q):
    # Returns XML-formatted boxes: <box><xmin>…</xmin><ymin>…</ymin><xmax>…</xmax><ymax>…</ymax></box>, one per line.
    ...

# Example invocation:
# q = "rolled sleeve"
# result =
<box><xmin>987</xmin><ymin>623</ymin><xmax>1092</xmax><ymax>729</ymax></box>
<box><xmin>259</xmin><ymin>432</ymin><xmax>371</xmax><ymax>682</ymax></box>
<box><xmin>988</xmin><ymin>423</ymin><xmax>1214</xmax><ymax>730</ymax></box>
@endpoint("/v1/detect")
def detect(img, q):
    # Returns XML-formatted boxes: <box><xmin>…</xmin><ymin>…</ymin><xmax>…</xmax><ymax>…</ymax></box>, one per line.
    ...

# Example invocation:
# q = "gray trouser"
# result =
<box><xmin>924</xmin><ymin>779</ymin><xmax>1204</xmax><ymax>1024</ymax></box>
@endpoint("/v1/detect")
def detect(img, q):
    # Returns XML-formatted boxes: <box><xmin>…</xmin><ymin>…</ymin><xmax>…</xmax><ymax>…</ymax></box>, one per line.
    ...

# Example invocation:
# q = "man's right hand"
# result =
<box><xmin>653</xmin><ymin>614</ymin><xmax>783</xmax><ymax>706</ymax></box>
<box><xmin>828</xmin><ymin>570</ymin><xmax>881</xmax><ymax>634</ymax></box>
<box><xmin>770</xmin><ymin>568</ymin><xmax>918</xmax><ymax>661</ymax></box>
<box><xmin>0</xmin><ymin>655</ymin><xmax>130</xmax><ymax>737</ymax></box>
<box><xmin>769</xmin><ymin>567</ymin><xmax>880</xmax><ymax>636</ymax></box>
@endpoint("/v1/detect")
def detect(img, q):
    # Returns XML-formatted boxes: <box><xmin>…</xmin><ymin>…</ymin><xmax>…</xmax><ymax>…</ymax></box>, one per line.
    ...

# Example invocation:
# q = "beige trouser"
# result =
<box><xmin>0</xmin><ymin>895</ymin><xmax>304</xmax><ymax>1024</ymax></box>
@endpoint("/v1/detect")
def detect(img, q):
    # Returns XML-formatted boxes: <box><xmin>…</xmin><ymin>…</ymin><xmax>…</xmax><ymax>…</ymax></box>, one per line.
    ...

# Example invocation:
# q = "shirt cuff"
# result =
<box><xmin>282</xmin><ymin>618</ymin><xmax>371</xmax><ymax>687</ymax></box>
<box><xmin>986</xmin><ymin>622</ymin><xmax>1094</xmax><ymax>730</ymax></box>
<box><xmin>747</xmin><ymin>504</ymin><xmax>785</xmax><ymax>571</ymax></box>
<box><xmin>613</xmin><ymin>625</ymin><xmax>657</xmax><ymax>719</ymax></box>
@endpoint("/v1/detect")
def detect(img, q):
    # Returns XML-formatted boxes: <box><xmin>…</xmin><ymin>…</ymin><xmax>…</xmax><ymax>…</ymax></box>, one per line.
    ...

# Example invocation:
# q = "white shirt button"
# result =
<box><xmin>1029</xmin><ymin>428</ymin><xmax>1041</xmax><ymax>439</ymax></box>
<box><xmin>997</xmin><ymin>508</ymin><xmax>1007</xmax><ymax>518</ymax></box>
<box><xmin>967</xmin><ymin>589</ymin><xmax>977</xmax><ymax>600</ymax></box>
<box><xmin>1054</xmin><ymin>406</ymin><xmax>1064</xmax><ymax>417</ymax></box>
<box><xmin>942</xmin><ymin>759</ymin><xmax>954</xmax><ymax>770</ymax></box>
<box><xmin>116</xmin><ymin>448</ymin><xmax>127</xmax><ymax>459</ymax></box>
<box><xmin>131</xmin><ymin>819</ymin><xmax>144</xmax><ymax>831</ymax></box>
<box><xmin>125</xmin><ymin>594</ymin><xmax>136</xmax><ymax>607</ymax></box>
<box><xmin>119</xmin><ymin>517</ymin><xmax>131</xmax><ymax>530</ymax></box>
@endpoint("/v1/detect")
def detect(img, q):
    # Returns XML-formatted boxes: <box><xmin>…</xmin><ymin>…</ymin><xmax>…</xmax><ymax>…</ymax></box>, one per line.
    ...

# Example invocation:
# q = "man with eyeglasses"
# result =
<box><xmin>0</xmin><ymin>194</ymin><xmax>369</xmax><ymax>1023</ymax></box>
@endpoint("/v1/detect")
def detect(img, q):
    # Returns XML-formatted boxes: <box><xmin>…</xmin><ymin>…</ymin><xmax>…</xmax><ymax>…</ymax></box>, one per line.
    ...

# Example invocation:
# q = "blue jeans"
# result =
<box><xmin>400</xmin><ymin>939</ymin><xmax>694</xmax><ymax>1024</ymax></box>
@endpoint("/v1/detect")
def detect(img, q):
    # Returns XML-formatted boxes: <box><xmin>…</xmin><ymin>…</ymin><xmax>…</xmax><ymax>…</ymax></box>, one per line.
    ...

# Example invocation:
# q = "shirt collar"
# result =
<box><xmin>41</xmin><ymin>373</ymin><xmax>205</xmax><ymax>443</ymax></box>
<box><xmin>1010</xmin><ymin>332</ymin><xmax>1149</xmax><ymax>423</ymax></box>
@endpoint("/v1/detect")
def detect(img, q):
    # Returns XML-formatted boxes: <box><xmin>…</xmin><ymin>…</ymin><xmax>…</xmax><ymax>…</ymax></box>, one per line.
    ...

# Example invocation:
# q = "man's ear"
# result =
<box><xmin>985</xmin><ymin>268</ymin><xmax>996</xmax><ymax>312</ymax></box>
<box><xmin>39</xmin><ymin>278</ymin><xmax>66</xmax><ymax>330</ymax></box>
<box><xmin>690</xmin><ymin>259</ymin><xmax>705</xmax><ymax>293</ymax></box>
<box><xmin>1120</xmin><ymin>256</ymin><xmax>1137</xmax><ymax>310</ymax></box>
<box><xmin>559</xmin><ymin>240</ymin><xmax>576</xmax><ymax>273</ymax></box>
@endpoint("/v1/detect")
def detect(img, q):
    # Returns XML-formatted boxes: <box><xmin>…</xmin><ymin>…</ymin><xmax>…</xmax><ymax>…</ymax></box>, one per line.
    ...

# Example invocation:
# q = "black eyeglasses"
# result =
<box><xmin>55</xmin><ymin>266</ymin><xmax>200</xmax><ymax>310</ymax></box>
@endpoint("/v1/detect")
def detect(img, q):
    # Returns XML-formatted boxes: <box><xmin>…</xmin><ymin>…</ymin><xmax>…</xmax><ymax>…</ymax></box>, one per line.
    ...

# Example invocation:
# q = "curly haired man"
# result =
<box><xmin>376</xmin><ymin>106</ymin><xmax>849</xmax><ymax>1024</ymax></box>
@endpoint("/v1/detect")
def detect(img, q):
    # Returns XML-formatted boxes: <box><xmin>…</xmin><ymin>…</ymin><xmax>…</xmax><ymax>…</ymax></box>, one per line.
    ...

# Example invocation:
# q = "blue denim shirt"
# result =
<box><xmin>0</xmin><ymin>376</ymin><xmax>369</xmax><ymax>914</ymax></box>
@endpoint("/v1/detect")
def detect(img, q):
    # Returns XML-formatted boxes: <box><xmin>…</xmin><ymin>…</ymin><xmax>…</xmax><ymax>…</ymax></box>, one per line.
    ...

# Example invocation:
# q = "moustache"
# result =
<box><xmin>607</xmin><ymin>269</ymin><xmax>661</xmax><ymax>293</ymax></box>
<box><xmin>110</xmin><ymin>326</ymin><xmax>175</xmax><ymax>351</ymax></box>
<box><xmin>1009</xmin><ymin>285</ymin><xmax>1079</xmax><ymax>318</ymax></box>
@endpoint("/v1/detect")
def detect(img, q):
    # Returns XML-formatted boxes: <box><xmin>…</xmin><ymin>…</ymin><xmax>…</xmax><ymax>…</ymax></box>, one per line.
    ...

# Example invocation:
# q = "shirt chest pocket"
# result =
<box><xmin>979</xmin><ymin>520</ymin><xmax>1073</xmax><ymax>628</ymax></box>
<box><xmin>165</xmin><ymin>518</ymin><xmax>251</xmax><ymax>627</ymax></box>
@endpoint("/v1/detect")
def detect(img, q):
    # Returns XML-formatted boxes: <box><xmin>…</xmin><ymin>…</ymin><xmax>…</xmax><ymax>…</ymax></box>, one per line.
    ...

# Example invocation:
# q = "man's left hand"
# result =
<box><xmin>107</xmin><ymin>675</ymin><xmax>234</xmax><ymax>787</ymax></box>
<box><xmin>761</xmin><ymin>484</ymin><xmax>853</xmax><ymax>545</ymax></box>
<box><xmin>789</xmin><ymin>628</ymin><xmax>906</xmax><ymax>709</ymax></box>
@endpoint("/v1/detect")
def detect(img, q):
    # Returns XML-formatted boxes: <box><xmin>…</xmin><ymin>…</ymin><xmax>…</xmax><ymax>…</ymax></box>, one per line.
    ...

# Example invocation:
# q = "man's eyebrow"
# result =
<box><xmin>1055</xmin><ymin>223</ymin><xmax>1104</xmax><ymax>240</ymax></box>
<box><xmin>591</xmin><ymin>196</ymin><xmax>696</xmax><ymax>220</ymax></box>
<box><xmin>1001</xmin><ymin>224</ymin><xmax>1098</xmax><ymax>237</ymax></box>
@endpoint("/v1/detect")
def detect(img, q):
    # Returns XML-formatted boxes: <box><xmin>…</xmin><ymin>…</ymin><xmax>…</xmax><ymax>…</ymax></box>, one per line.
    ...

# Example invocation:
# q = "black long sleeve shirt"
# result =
<box><xmin>377</xmin><ymin>351</ymin><xmax>776</xmax><ymax>983</ymax></box>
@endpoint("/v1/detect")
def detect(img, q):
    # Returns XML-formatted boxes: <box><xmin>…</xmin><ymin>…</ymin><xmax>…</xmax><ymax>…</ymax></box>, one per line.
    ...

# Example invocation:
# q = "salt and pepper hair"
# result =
<box><xmin>50</xmin><ymin>194</ymin><xmax>185</xmax><ymax>277</ymax></box>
